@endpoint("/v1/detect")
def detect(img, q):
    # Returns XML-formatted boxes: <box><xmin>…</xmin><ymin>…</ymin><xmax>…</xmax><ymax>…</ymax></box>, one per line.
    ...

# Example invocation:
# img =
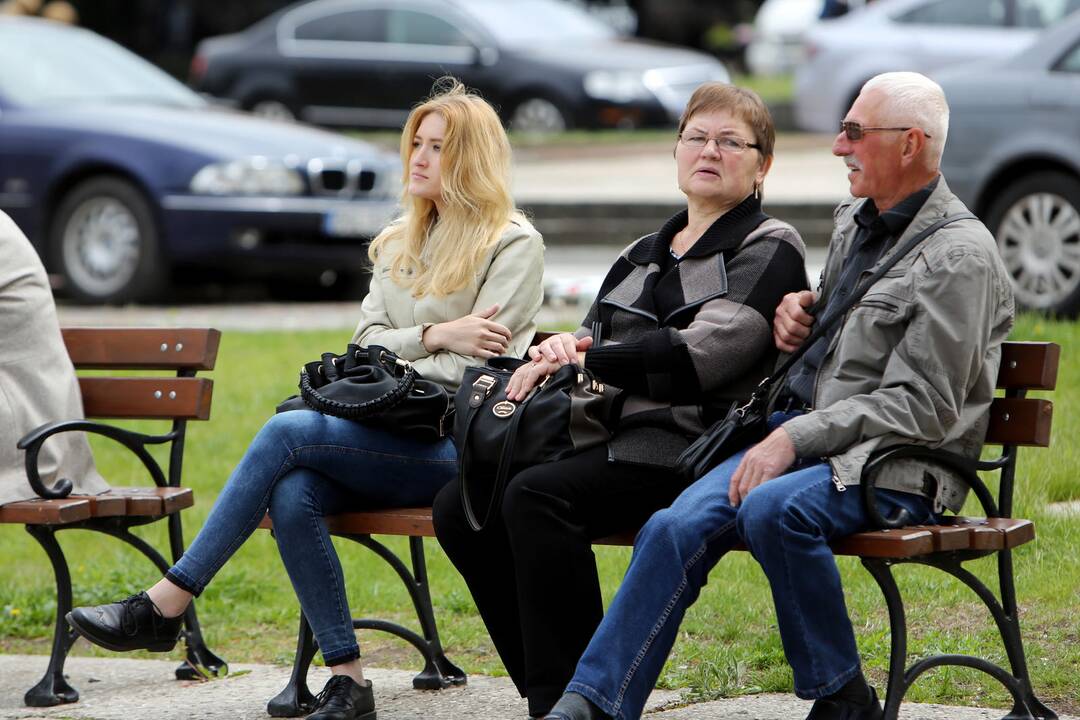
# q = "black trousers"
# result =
<box><xmin>432</xmin><ymin>445</ymin><xmax>687</xmax><ymax>717</ymax></box>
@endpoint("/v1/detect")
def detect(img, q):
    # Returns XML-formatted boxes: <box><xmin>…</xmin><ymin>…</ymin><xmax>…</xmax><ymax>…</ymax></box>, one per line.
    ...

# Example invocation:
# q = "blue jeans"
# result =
<box><xmin>166</xmin><ymin>410</ymin><xmax>456</xmax><ymax>665</ymax></box>
<box><xmin>566</xmin><ymin>412</ymin><xmax>937</xmax><ymax>720</ymax></box>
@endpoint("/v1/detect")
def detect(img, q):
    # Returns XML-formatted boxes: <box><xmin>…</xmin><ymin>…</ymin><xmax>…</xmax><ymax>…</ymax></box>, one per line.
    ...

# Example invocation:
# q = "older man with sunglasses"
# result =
<box><xmin>544</xmin><ymin>72</ymin><xmax>1013</xmax><ymax>720</ymax></box>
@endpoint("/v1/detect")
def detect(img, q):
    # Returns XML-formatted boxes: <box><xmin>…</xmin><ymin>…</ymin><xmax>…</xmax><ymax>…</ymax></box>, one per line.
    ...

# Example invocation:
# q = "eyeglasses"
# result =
<box><xmin>679</xmin><ymin>133</ymin><xmax>761</xmax><ymax>154</ymax></box>
<box><xmin>839</xmin><ymin>121</ymin><xmax>931</xmax><ymax>141</ymax></box>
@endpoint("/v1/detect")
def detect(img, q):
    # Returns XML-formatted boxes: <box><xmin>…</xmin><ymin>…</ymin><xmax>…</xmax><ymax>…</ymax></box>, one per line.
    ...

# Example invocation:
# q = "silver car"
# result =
<box><xmin>938</xmin><ymin>10</ymin><xmax>1080</xmax><ymax>315</ymax></box>
<box><xmin>794</xmin><ymin>0</ymin><xmax>1075</xmax><ymax>134</ymax></box>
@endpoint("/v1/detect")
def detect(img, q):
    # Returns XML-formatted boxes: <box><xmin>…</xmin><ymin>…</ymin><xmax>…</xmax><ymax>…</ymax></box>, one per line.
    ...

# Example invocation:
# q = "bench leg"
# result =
<box><xmin>864</xmin><ymin>556</ymin><xmax>1058</xmax><ymax>720</ymax></box>
<box><xmin>267</xmin><ymin>613</ymin><xmax>319</xmax><ymax>717</ymax></box>
<box><xmin>101</xmin><ymin>526</ymin><xmax>228</xmax><ymax>681</ymax></box>
<box><xmin>345</xmin><ymin>534</ymin><xmax>466</xmax><ymax>690</ymax></box>
<box><xmin>23</xmin><ymin>525</ymin><xmax>80</xmax><ymax>707</ymax></box>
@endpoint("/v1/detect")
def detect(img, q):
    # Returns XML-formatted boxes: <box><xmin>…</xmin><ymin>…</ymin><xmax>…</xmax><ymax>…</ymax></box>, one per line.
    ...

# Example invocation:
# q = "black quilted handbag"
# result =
<box><xmin>277</xmin><ymin>344</ymin><xmax>452</xmax><ymax>441</ymax></box>
<box><xmin>454</xmin><ymin>357</ymin><xmax>617</xmax><ymax>531</ymax></box>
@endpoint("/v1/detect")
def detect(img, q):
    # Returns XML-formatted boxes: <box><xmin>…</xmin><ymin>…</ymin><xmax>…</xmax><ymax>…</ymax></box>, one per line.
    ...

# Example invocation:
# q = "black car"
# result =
<box><xmin>190</xmin><ymin>0</ymin><xmax>730</xmax><ymax>133</ymax></box>
<box><xmin>0</xmin><ymin>17</ymin><xmax>399</xmax><ymax>304</ymax></box>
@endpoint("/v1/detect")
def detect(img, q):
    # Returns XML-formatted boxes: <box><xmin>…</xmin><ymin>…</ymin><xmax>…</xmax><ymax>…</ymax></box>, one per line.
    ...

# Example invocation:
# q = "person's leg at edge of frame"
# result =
<box><xmin>736</xmin><ymin>462</ymin><xmax>937</xmax><ymax>719</ymax></box>
<box><xmin>548</xmin><ymin>448</ymin><xmax>749</xmax><ymax>720</ymax></box>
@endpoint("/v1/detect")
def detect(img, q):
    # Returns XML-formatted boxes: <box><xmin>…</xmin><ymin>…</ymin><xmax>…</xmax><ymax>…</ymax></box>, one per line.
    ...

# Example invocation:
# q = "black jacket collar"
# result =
<box><xmin>628</xmin><ymin>194</ymin><xmax>768</xmax><ymax>266</ymax></box>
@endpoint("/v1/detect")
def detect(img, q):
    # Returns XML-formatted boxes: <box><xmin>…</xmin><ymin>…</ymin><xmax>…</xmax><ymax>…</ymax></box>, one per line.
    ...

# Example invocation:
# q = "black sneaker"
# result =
<box><xmin>307</xmin><ymin>675</ymin><xmax>376</xmax><ymax>720</ymax></box>
<box><xmin>805</xmin><ymin>687</ymin><xmax>884</xmax><ymax>720</ymax></box>
<box><xmin>66</xmin><ymin>592</ymin><xmax>182</xmax><ymax>653</ymax></box>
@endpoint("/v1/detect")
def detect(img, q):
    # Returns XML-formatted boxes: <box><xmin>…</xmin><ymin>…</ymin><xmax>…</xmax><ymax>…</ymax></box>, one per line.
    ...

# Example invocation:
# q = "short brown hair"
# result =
<box><xmin>678</xmin><ymin>83</ymin><xmax>775</xmax><ymax>160</ymax></box>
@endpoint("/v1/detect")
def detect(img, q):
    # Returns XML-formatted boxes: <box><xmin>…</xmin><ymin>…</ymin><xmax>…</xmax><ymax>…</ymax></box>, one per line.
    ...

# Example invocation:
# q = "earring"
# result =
<box><xmin>753</xmin><ymin>183</ymin><xmax>760</xmax><ymax>200</ymax></box>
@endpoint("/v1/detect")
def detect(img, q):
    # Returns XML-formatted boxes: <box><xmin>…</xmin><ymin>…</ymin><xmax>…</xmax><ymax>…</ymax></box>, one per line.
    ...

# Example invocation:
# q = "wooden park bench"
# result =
<box><xmin>0</xmin><ymin>328</ymin><xmax>227</xmax><ymax>707</ymax></box>
<box><xmin>260</xmin><ymin>339</ymin><xmax>1060</xmax><ymax>720</ymax></box>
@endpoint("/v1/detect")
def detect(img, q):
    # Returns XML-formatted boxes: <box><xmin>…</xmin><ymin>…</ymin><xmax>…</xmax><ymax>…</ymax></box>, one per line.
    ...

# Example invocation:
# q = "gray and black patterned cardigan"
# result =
<box><xmin>575</xmin><ymin>195</ymin><xmax>808</xmax><ymax>468</ymax></box>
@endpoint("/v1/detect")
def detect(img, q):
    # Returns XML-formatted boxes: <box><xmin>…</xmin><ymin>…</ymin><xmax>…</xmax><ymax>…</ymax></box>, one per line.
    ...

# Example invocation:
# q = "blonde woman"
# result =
<box><xmin>67</xmin><ymin>80</ymin><xmax>544</xmax><ymax>720</ymax></box>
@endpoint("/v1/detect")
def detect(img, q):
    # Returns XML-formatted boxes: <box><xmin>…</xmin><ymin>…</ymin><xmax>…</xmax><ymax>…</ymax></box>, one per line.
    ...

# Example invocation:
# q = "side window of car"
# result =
<box><xmin>386</xmin><ymin>10</ymin><xmax>471</xmax><ymax>46</ymax></box>
<box><xmin>294</xmin><ymin>9</ymin><xmax>388</xmax><ymax>43</ymax></box>
<box><xmin>895</xmin><ymin>0</ymin><xmax>1007</xmax><ymax>26</ymax></box>
<box><xmin>1015</xmin><ymin>0</ymin><xmax>1073</xmax><ymax>27</ymax></box>
<box><xmin>1053</xmin><ymin>41</ymin><xmax>1080</xmax><ymax>72</ymax></box>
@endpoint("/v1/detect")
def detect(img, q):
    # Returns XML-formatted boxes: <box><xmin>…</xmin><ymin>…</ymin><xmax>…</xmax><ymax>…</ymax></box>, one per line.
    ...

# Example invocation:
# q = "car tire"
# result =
<box><xmin>248</xmin><ymin>97</ymin><xmax>297</xmax><ymax>123</ymax></box>
<box><xmin>509</xmin><ymin>96</ymin><xmax>568</xmax><ymax>134</ymax></box>
<box><xmin>50</xmin><ymin>177</ymin><xmax>166</xmax><ymax>305</ymax></box>
<box><xmin>985</xmin><ymin>171</ymin><xmax>1080</xmax><ymax>317</ymax></box>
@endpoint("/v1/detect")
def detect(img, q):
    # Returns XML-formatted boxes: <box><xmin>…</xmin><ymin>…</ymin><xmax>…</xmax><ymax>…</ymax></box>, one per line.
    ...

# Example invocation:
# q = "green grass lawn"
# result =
<box><xmin>2</xmin><ymin>315</ymin><xmax>1078</xmax><ymax>712</ymax></box>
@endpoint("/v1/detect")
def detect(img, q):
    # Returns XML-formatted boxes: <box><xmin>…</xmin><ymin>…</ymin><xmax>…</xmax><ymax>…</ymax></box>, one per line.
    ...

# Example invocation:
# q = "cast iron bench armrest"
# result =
<box><xmin>861</xmin><ymin>444</ymin><xmax>998</xmax><ymax>530</ymax></box>
<box><xmin>18</xmin><ymin>419</ymin><xmax>178</xmax><ymax>499</ymax></box>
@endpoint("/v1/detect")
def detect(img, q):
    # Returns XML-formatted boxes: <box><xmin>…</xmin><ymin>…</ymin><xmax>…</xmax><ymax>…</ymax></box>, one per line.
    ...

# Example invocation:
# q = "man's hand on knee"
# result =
<box><xmin>728</xmin><ymin>428</ymin><xmax>797</xmax><ymax>506</ymax></box>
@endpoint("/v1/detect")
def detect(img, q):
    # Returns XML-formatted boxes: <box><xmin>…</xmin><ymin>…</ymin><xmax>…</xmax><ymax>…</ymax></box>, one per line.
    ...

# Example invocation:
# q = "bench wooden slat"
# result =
<box><xmin>997</xmin><ymin>342</ymin><xmax>1059</xmax><ymax>391</ymax></box>
<box><xmin>0</xmin><ymin>498</ymin><xmax>91</xmax><ymax>524</ymax></box>
<box><xmin>70</xmin><ymin>493</ymin><xmax>129</xmax><ymax>517</ymax></box>
<box><xmin>62</xmin><ymin>328</ymin><xmax>221</xmax><ymax>371</ymax></box>
<box><xmin>78</xmin><ymin>378</ymin><xmax>214</xmax><ymax>420</ymax></box>
<box><xmin>830</xmin><ymin>528</ymin><xmax>936</xmax><ymax>558</ymax></box>
<box><xmin>101</xmin><ymin>487</ymin><xmax>195</xmax><ymax>516</ymax></box>
<box><xmin>985</xmin><ymin>398</ymin><xmax>1053</xmax><ymax>447</ymax></box>
<box><xmin>939</xmin><ymin>517</ymin><xmax>1035</xmax><ymax>550</ymax></box>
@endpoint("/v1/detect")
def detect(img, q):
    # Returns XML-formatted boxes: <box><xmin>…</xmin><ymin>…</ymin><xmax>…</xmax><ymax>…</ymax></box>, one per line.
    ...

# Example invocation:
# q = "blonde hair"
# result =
<box><xmin>369</xmin><ymin>78</ymin><xmax>520</xmax><ymax>298</ymax></box>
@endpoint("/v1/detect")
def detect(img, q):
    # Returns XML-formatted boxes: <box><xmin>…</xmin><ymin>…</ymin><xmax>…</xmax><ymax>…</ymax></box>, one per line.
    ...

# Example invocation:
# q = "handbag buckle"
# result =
<box><xmin>469</xmin><ymin>375</ymin><xmax>497</xmax><ymax>408</ymax></box>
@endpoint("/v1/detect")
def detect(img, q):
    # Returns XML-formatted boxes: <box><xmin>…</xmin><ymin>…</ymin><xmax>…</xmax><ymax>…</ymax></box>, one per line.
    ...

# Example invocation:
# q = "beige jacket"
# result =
<box><xmin>0</xmin><ymin>211</ymin><xmax>108</xmax><ymax>506</ymax></box>
<box><xmin>352</xmin><ymin>218</ymin><xmax>544</xmax><ymax>391</ymax></box>
<box><xmin>781</xmin><ymin>178</ymin><xmax>1014</xmax><ymax>512</ymax></box>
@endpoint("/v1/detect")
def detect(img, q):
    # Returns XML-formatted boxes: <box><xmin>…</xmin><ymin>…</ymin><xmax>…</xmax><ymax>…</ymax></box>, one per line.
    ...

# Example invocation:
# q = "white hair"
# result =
<box><xmin>861</xmin><ymin>72</ymin><xmax>949</xmax><ymax>168</ymax></box>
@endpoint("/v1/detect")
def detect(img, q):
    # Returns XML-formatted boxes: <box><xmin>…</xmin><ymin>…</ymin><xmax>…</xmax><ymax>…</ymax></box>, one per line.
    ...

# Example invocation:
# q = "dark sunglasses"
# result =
<box><xmin>840</xmin><ymin>121</ymin><xmax>931</xmax><ymax>141</ymax></box>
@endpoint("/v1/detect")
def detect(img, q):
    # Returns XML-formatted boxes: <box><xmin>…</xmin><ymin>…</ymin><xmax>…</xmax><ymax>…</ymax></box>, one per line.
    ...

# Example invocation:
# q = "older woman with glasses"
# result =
<box><xmin>432</xmin><ymin>82</ymin><xmax>809</xmax><ymax>719</ymax></box>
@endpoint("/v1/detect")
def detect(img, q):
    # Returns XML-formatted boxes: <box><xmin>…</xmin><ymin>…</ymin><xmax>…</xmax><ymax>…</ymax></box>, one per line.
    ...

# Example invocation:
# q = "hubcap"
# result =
<box><xmin>250</xmin><ymin>100</ymin><xmax>295</xmax><ymax>122</ymax></box>
<box><xmin>996</xmin><ymin>191</ymin><xmax>1080</xmax><ymax>310</ymax></box>
<box><xmin>62</xmin><ymin>197</ymin><xmax>141</xmax><ymax>297</ymax></box>
<box><xmin>511</xmin><ymin>98</ymin><xmax>566</xmax><ymax>134</ymax></box>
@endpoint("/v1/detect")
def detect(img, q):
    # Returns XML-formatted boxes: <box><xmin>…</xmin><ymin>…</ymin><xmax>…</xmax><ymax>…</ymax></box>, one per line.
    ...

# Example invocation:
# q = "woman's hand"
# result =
<box><xmin>528</xmin><ymin>333</ymin><xmax>593</xmax><ymax>366</ymax></box>
<box><xmin>505</xmin><ymin>356</ymin><xmax>562</xmax><ymax>401</ymax></box>
<box><xmin>423</xmin><ymin>304</ymin><xmax>511</xmax><ymax>358</ymax></box>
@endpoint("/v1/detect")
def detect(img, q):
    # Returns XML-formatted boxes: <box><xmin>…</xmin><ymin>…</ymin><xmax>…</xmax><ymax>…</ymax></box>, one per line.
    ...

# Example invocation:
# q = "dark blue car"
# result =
<box><xmin>0</xmin><ymin>17</ymin><xmax>400</xmax><ymax>303</ymax></box>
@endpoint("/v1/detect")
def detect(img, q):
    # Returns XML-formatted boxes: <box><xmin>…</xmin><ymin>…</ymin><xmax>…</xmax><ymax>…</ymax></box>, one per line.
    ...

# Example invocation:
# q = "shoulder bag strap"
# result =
<box><xmin>756</xmin><ymin>212</ymin><xmax>977</xmax><ymax>395</ymax></box>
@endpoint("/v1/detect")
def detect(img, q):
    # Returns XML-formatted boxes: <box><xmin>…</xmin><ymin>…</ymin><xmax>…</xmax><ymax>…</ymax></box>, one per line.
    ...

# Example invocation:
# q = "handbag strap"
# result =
<box><xmin>299</xmin><ymin>352</ymin><xmax>417</xmax><ymax>420</ymax></box>
<box><xmin>457</xmin><ymin>374</ymin><xmax>535</xmax><ymax>532</ymax></box>
<box><xmin>757</xmin><ymin>212</ymin><xmax>976</xmax><ymax>396</ymax></box>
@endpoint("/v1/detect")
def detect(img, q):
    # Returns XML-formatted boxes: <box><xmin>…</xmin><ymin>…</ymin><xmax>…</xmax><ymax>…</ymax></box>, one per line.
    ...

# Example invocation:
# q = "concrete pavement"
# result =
<box><xmin>3</xmin><ymin>655</ymin><xmax>1070</xmax><ymax>720</ymax></box>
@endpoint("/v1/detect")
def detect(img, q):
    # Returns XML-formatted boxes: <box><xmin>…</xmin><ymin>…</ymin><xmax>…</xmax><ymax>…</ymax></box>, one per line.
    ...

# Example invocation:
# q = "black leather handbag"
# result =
<box><xmin>454</xmin><ymin>357</ymin><xmax>617</xmax><ymax>531</ymax></box>
<box><xmin>277</xmin><ymin>344</ymin><xmax>452</xmax><ymax>441</ymax></box>
<box><xmin>676</xmin><ymin>213</ymin><xmax>976</xmax><ymax>481</ymax></box>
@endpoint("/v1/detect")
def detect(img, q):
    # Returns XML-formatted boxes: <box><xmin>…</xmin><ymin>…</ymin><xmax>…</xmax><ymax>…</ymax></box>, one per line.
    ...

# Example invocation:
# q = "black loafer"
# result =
<box><xmin>806</xmin><ymin>687</ymin><xmax>884</xmax><ymax>720</ymax></box>
<box><xmin>543</xmin><ymin>692</ymin><xmax>610</xmax><ymax>720</ymax></box>
<box><xmin>66</xmin><ymin>592</ymin><xmax>182</xmax><ymax>653</ymax></box>
<box><xmin>307</xmin><ymin>675</ymin><xmax>376</xmax><ymax>720</ymax></box>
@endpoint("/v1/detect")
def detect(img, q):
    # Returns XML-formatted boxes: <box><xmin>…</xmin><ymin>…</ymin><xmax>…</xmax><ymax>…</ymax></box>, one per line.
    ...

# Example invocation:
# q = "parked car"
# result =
<box><xmin>0</xmin><ymin>17</ymin><xmax>400</xmax><ymax>304</ymax></box>
<box><xmin>938</xmin><ymin>10</ymin><xmax>1080</xmax><ymax>316</ymax></box>
<box><xmin>745</xmin><ymin>0</ymin><xmax>868</xmax><ymax>76</ymax></box>
<box><xmin>190</xmin><ymin>0</ymin><xmax>730</xmax><ymax>133</ymax></box>
<box><xmin>794</xmin><ymin>0</ymin><xmax>1078</xmax><ymax>133</ymax></box>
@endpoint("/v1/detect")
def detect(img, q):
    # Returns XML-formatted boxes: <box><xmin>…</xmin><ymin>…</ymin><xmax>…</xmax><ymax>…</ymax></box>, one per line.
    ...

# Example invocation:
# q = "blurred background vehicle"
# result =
<box><xmin>0</xmin><ymin>17</ymin><xmax>399</xmax><ymax>304</ymax></box>
<box><xmin>938</xmin><ymin>9</ymin><xmax>1080</xmax><ymax>316</ymax></box>
<box><xmin>794</xmin><ymin>0</ymin><xmax>1080</xmax><ymax>133</ymax></box>
<box><xmin>745</xmin><ymin>0</ymin><xmax>869</xmax><ymax>76</ymax></box>
<box><xmin>189</xmin><ymin>0</ymin><xmax>731</xmax><ymax>133</ymax></box>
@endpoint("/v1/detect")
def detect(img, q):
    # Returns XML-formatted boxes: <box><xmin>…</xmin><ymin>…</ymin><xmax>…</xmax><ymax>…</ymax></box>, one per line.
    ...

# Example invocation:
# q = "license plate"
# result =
<box><xmin>323</xmin><ymin>204</ymin><xmax>396</xmax><ymax>238</ymax></box>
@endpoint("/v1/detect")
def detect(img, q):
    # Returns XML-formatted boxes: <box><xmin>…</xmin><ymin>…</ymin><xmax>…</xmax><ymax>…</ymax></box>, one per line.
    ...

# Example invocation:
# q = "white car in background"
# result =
<box><xmin>793</xmin><ymin>0</ymin><xmax>1077</xmax><ymax>133</ymax></box>
<box><xmin>746</xmin><ymin>0</ymin><xmax>870</xmax><ymax>76</ymax></box>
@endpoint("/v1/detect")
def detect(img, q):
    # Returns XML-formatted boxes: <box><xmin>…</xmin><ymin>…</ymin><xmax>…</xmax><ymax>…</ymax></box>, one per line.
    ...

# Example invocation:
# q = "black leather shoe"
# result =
<box><xmin>307</xmin><ymin>675</ymin><xmax>376</xmax><ymax>720</ymax></box>
<box><xmin>66</xmin><ymin>592</ymin><xmax>182</xmax><ymax>652</ymax></box>
<box><xmin>543</xmin><ymin>692</ymin><xmax>610</xmax><ymax>720</ymax></box>
<box><xmin>806</xmin><ymin>687</ymin><xmax>884</xmax><ymax>720</ymax></box>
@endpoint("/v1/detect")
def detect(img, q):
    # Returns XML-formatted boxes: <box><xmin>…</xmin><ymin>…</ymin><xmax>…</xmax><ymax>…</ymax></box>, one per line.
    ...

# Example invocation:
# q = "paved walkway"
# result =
<box><xmin>2</xmin><ymin>655</ymin><xmax>1069</xmax><ymax>720</ymax></box>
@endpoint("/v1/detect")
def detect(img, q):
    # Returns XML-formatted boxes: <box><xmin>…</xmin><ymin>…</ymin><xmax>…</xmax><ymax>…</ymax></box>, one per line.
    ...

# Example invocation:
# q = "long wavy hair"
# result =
<box><xmin>368</xmin><ymin>79</ymin><xmax>523</xmax><ymax>298</ymax></box>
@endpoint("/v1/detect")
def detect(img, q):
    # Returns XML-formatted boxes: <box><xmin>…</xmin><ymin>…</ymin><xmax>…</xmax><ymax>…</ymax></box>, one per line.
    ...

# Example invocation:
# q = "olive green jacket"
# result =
<box><xmin>781</xmin><ymin>178</ymin><xmax>1014</xmax><ymax>512</ymax></box>
<box><xmin>352</xmin><ymin>218</ymin><xmax>544</xmax><ymax>391</ymax></box>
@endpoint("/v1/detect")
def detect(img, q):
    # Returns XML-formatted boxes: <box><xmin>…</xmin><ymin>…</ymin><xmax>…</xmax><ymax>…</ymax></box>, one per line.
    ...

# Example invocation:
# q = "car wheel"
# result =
<box><xmin>50</xmin><ymin>177</ymin><xmax>165</xmax><ymax>304</ymax></box>
<box><xmin>510</xmin><ymin>97</ymin><xmax>568</xmax><ymax>134</ymax></box>
<box><xmin>986</xmin><ymin>171</ymin><xmax>1080</xmax><ymax>317</ymax></box>
<box><xmin>249</xmin><ymin>98</ymin><xmax>297</xmax><ymax>122</ymax></box>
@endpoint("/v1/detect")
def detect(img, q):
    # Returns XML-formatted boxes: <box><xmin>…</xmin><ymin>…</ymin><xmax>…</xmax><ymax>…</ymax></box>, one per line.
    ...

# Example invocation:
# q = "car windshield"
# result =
<box><xmin>461</xmin><ymin>0</ymin><xmax>615</xmax><ymax>44</ymax></box>
<box><xmin>0</xmin><ymin>22</ymin><xmax>204</xmax><ymax>109</ymax></box>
